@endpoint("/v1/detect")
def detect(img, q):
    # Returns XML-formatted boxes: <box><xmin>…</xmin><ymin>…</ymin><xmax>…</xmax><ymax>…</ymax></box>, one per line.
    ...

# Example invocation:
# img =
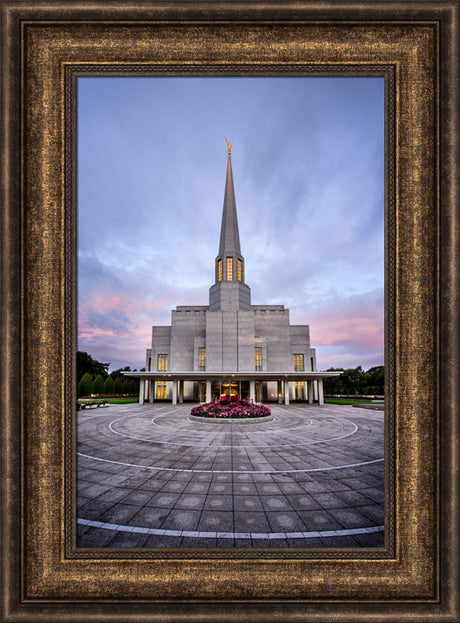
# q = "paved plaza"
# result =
<box><xmin>77</xmin><ymin>403</ymin><xmax>384</xmax><ymax>548</ymax></box>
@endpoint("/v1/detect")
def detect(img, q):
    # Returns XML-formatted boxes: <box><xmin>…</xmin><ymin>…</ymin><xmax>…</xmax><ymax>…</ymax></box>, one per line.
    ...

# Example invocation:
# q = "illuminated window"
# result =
<box><xmin>217</xmin><ymin>259</ymin><xmax>222</xmax><ymax>281</ymax></box>
<box><xmin>293</xmin><ymin>354</ymin><xmax>304</xmax><ymax>371</ymax></box>
<box><xmin>157</xmin><ymin>354</ymin><xmax>168</xmax><ymax>371</ymax></box>
<box><xmin>199</xmin><ymin>348</ymin><xmax>206</xmax><ymax>371</ymax></box>
<box><xmin>238</xmin><ymin>259</ymin><xmax>242</xmax><ymax>281</ymax></box>
<box><xmin>294</xmin><ymin>381</ymin><xmax>305</xmax><ymax>400</ymax></box>
<box><xmin>156</xmin><ymin>381</ymin><xmax>167</xmax><ymax>400</ymax></box>
<box><xmin>255</xmin><ymin>347</ymin><xmax>262</xmax><ymax>371</ymax></box>
<box><xmin>227</xmin><ymin>257</ymin><xmax>233</xmax><ymax>281</ymax></box>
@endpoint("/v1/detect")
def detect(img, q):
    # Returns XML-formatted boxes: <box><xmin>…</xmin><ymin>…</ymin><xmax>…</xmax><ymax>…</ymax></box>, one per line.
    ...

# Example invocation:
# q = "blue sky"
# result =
<box><xmin>78</xmin><ymin>76</ymin><xmax>384</xmax><ymax>371</ymax></box>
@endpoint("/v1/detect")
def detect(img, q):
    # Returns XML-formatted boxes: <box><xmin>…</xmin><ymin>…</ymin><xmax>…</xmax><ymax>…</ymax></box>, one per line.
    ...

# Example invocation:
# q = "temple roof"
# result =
<box><xmin>218</xmin><ymin>155</ymin><xmax>241</xmax><ymax>256</ymax></box>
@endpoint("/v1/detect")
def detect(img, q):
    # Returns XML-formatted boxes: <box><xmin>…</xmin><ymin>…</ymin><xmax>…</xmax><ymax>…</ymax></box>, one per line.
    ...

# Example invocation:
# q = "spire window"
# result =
<box><xmin>238</xmin><ymin>259</ymin><xmax>242</xmax><ymax>281</ymax></box>
<box><xmin>255</xmin><ymin>347</ymin><xmax>262</xmax><ymax>371</ymax></box>
<box><xmin>227</xmin><ymin>257</ymin><xmax>233</xmax><ymax>281</ymax></box>
<box><xmin>199</xmin><ymin>348</ymin><xmax>206</xmax><ymax>371</ymax></box>
<box><xmin>217</xmin><ymin>259</ymin><xmax>222</xmax><ymax>281</ymax></box>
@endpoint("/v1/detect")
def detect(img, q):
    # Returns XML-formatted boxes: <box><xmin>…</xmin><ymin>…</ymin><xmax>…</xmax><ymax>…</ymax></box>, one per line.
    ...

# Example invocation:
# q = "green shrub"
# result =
<box><xmin>78</xmin><ymin>372</ymin><xmax>93</xmax><ymax>397</ymax></box>
<box><xmin>93</xmin><ymin>374</ymin><xmax>105</xmax><ymax>395</ymax></box>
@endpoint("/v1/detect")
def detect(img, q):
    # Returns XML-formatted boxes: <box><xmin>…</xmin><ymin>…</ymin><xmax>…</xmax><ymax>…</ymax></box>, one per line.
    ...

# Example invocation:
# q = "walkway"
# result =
<box><xmin>77</xmin><ymin>403</ymin><xmax>385</xmax><ymax>548</ymax></box>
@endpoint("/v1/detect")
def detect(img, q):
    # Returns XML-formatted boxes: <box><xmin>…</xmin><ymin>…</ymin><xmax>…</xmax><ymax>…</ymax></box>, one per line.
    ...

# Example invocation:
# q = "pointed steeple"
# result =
<box><xmin>208</xmin><ymin>141</ymin><xmax>251</xmax><ymax>312</ymax></box>
<box><xmin>219</xmin><ymin>155</ymin><xmax>242</xmax><ymax>256</ymax></box>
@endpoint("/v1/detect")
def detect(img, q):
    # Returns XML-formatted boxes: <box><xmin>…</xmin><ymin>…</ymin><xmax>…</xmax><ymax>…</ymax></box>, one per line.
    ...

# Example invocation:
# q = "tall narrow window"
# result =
<box><xmin>156</xmin><ymin>381</ymin><xmax>167</xmax><ymax>400</ymax></box>
<box><xmin>293</xmin><ymin>353</ymin><xmax>304</xmax><ymax>371</ymax></box>
<box><xmin>311</xmin><ymin>357</ymin><xmax>315</xmax><ymax>371</ymax></box>
<box><xmin>255</xmin><ymin>347</ymin><xmax>262</xmax><ymax>371</ymax></box>
<box><xmin>238</xmin><ymin>259</ymin><xmax>242</xmax><ymax>281</ymax></box>
<box><xmin>217</xmin><ymin>259</ymin><xmax>222</xmax><ymax>281</ymax></box>
<box><xmin>157</xmin><ymin>354</ymin><xmax>168</xmax><ymax>371</ymax></box>
<box><xmin>199</xmin><ymin>348</ymin><xmax>206</xmax><ymax>371</ymax></box>
<box><xmin>227</xmin><ymin>257</ymin><xmax>233</xmax><ymax>281</ymax></box>
<box><xmin>294</xmin><ymin>381</ymin><xmax>305</xmax><ymax>400</ymax></box>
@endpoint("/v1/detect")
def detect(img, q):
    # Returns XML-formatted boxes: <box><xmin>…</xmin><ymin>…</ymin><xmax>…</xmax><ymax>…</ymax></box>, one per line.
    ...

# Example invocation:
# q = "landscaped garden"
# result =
<box><xmin>191</xmin><ymin>395</ymin><xmax>271</xmax><ymax>419</ymax></box>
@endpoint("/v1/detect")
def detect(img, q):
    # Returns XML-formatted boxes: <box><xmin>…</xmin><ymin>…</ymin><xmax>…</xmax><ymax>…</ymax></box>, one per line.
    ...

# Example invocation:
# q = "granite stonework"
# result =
<box><xmin>140</xmin><ymin>154</ymin><xmax>324</xmax><ymax>403</ymax></box>
<box><xmin>126</xmin><ymin>151</ymin><xmax>341</xmax><ymax>404</ymax></box>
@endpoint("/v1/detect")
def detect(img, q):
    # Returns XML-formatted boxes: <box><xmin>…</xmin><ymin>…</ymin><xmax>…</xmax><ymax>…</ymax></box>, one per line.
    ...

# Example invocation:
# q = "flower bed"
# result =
<box><xmin>191</xmin><ymin>395</ymin><xmax>271</xmax><ymax>419</ymax></box>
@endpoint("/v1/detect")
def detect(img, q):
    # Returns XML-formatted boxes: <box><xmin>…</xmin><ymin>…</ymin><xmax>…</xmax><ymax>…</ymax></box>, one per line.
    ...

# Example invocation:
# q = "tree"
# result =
<box><xmin>77</xmin><ymin>351</ymin><xmax>109</xmax><ymax>381</ymax></box>
<box><xmin>128</xmin><ymin>379</ymin><xmax>138</xmax><ymax>395</ymax></box>
<box><xmin>104</xmin><ymin>375</ymin><xmax>114</xmax><ymax>395</ymax></box>
<box><xmin>113</xmin><ymin>378</ymin><xmax>123</xmax><ymax>395</ymax></box>
<box><xmin>122</xmin><ymin>378</ymin><xmax>132</xmax><ymax>394</ymax></box>
<box><xmin>110</xmin><ymin>366</ymin><xmax>132</xmax><ymax>382</ymax></box>
<box><xmin>78</xmin><ymin>372</ymin><xmax>93</xmax><ymax>397</ymax></box>
<box><xmin>93</xmin><ymin>374</ymin><xmax>105</xmax><ymax>395</ymax></box>
<box><xmin>323</xmin><ymin>365</ymin><xmax>384</xmax><ymax>396</ymax></box>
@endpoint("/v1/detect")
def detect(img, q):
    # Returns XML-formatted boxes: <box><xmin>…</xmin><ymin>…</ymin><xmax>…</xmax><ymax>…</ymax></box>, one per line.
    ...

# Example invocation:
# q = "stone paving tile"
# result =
<box><xmin>163</xmin><ymin>509</ymin><xmax>202</xmax><ymax>531</ymax></box>
<box><xmin>129</xmin><ymin>506</ymin><xmax>170</xmax><ymax>527</ymax></box>
<box><xmin>309</xmin><ymin>492</ymin><xmax>349</xmax><ymax>509</ymax></box>
<box><xmin>198</xmin><ymin>511</ymin><xmax>233</xmax><ymax>532</ymax></box>
<box><xmin>266</xmin><ymin>512</ymin><xmax>306</xmax><ymax>532</ymax></box>
<box><xmin>181</xmin><ymin>537</ymin><xmax>218</xmax><ymax>547</ymax></box>
<box><xmin>147</xmin><ymin>492</ymin><xmax>181</xmax><ymax>508</ymax></box>
<box><xmin>109</xmin><ymin>532</ymin><xmax>150</xmax><ymax>548</ymax></box>
<box><xmin>208</xmin><ymin>482</ymin><xmax>233</xmax><ymax>496</ymax></box>
<box><xmin>98</xmin><ymin>503</ymin><xmax>142</xmax><ymax>525</ymax></box>
<box><xmin>352</xmin><ymin>532</ymin><xmax>385</xmax><ymax>547</ymax></box>
<box><xmin>78</xmin><ymin>500</ymin><xmax>116</xmax><ymax>520</ymax></box>
<box><xmin>355</xmin><ymin>504</ymin><xmax>385</xmax><ymax>524</ymax></box>
<box><xmin>203</xmin><ymin>495</ymin><xmax>233</xmax><ymax>511</ymax></box>
<box><xmin>78</xmin><ymin>527</ymin><xmax>117</xmax><ymax>547</ymax></box>
<box><xmin>233</xmin><ymin>495</ymin><xmax>264</xmax><ymax>512</ymax></box>
<box><xmin>174</xmin><ymin>494</ymin><xmax>207</xmax><ymax>510</ymax></box>
<box><xmin>288</xmin><ymin>494</ymin><xmax>323</xmax><ymax>511</ymax></box>
<box><xmin>260</xmin><ymin>495</ymin><xmax>293</xmax><ymax>512</ymax></box>
<box><xmin>77</xmin><ymin>403</ymin><xmax>385</xmax><ymax>549</ymax></box>
<box><xmin>96</xmin><ymin>487</ymin><xmax>132</xmax><ymax>503</ymax></box>
<box><xmin>144</xmin><ymin>535</ymin><xmax>183</xmax><ymax>547</ymax></box>
<box><xmin>121</xmin><ymin>489</ymin><xmax>156</xmax><ymax>506</ymax></box>
<box><xmin>296</xmin><ymin>510</ymin><xmax>343</xmax><ymax>531</ymax></box>
<box><xmin>233</xmin><ymin>512</ymin><xmax>271</xmax><ymax>532</ymax></box>
<box><xmin>327</xmin><ymin>508</ymin><xmax>372</xmax><ymax>529</ymax></box>
<box><xmin>319</xmin><ymin>535</ymin><xmax>361</xmax><ymax>548</ymax></box>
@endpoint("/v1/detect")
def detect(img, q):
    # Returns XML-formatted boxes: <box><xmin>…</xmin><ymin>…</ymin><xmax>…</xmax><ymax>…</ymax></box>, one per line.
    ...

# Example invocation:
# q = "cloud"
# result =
<box><xmin>78</xmin><ymin>76</ymin><xmax>384</xmax><ymax>371</ymax></box>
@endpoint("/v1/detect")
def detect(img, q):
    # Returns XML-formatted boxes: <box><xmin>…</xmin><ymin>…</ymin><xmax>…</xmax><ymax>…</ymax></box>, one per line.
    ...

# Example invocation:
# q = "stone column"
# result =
<box><xmin>307</xmin><ymin>380</ymin><xmax>313</xmax><ymax>404</ymax></box>
<box><xmin>318</xmin><ymin>378</ymin><xmax>324</xmax><ymax>405</ymax></box>
<box><xmin>277</xmin><ymin>380</ymin><xmax>283</xmax><ymax>404</ymax></box>
<box><xmin>313</xmin><ymin>380</ymin><xmax>318</xmax><ymax>402</ymax></box>
<box><xmin>178</xmin><ymin>380</ymin><xmax>184</xmax><ymax>404</ymax></box>
<box><xmin>284</xmin><ymin>380</ymin><xmax>290</xmax><ymax>405</ymax></box>
<box><xmin>172</xmin><ymin>380</ymin><xmax>178</xmax><ymax>405</ymax></box>
<box><xmin>139</xmin><ymin>378</ymin><xmax>145</xmax><ymax>405</ymax></box>
<box><xmin>205</xmin><ymin>380</ymin><xmax>211</xmax><ymax>402</ymax></box>
<box><xmin>249</xmin><ymin>380</ymin><xmax>255</xmax><ymax>402</ymax></box>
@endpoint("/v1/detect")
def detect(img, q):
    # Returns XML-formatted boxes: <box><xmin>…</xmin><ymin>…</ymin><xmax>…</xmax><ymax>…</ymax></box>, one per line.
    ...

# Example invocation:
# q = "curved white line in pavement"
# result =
<box><xmin>77</xmin><ymin>517</ymin><xmax>384</xmax><ymax>540</ymax></box>
<box><xmin>106</xmin><ymin>414</ymin><xmax>359</xmax><ymax>449</ymax></box>
<box><xmin>77</xmin><ymin>451</ymin><xmax>383</xmax><ymax>474</ymax></box>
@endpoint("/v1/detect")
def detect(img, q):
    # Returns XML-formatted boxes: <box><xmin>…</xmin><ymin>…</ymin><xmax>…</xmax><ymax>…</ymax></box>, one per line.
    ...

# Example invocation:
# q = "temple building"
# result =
<box><xmin>128</xmin><ymin>141</ymin><xmax>339</xmax><ymax>404</ymax></box>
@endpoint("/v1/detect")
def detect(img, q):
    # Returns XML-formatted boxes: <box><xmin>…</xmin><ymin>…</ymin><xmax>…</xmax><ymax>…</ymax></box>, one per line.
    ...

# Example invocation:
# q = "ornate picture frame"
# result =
<box><xmin>1</xmin><ymin>2</ymin><xmax>458</xmax><ymax>621</ymax></box>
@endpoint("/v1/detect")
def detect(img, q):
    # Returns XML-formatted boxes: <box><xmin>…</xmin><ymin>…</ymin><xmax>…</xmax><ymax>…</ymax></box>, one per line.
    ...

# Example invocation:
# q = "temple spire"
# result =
<box><xmin>209</xmin><ymin>141</ymin><xmax>251</xmax><ymax>311</ymax></box>
<box><xmin>219</xmin><ymin>142</ymin><xmax>241</xmax><ymax>256</ymax></box>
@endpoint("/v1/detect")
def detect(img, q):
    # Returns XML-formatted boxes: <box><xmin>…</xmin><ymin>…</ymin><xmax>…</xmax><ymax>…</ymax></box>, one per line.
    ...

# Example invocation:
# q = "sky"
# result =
<box><xmin>78</xmin><ymin>76</ymin><xmax>384</xmax><ymax>372</ymax></box>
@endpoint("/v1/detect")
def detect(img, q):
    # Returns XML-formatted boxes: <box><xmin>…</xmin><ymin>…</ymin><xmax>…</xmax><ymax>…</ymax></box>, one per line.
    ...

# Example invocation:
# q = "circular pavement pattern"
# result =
<box><xmin>77</xmin><ymin>403</ymin><xmax>384</xmax><ymax>548</ymax></box>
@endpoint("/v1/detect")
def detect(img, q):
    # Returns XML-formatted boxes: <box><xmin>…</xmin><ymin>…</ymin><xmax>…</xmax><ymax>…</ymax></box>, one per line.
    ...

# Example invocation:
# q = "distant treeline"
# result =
<box><xmin>77</xmin><ymin>351</ymin><xmax>143</xmax><ymax>397</ymax></box>
<box><xmin>323</xmin><ymin>366</ymin><xmax>384</xmax><ymax>396</ymax></box>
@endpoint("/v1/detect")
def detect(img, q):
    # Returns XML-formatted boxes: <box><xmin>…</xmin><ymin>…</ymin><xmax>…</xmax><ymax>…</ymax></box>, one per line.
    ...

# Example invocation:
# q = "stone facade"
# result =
<box><xmin>144</xmin><ymin>153</ymin><xmax>318</xmax><ymax>402</ymax></box>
